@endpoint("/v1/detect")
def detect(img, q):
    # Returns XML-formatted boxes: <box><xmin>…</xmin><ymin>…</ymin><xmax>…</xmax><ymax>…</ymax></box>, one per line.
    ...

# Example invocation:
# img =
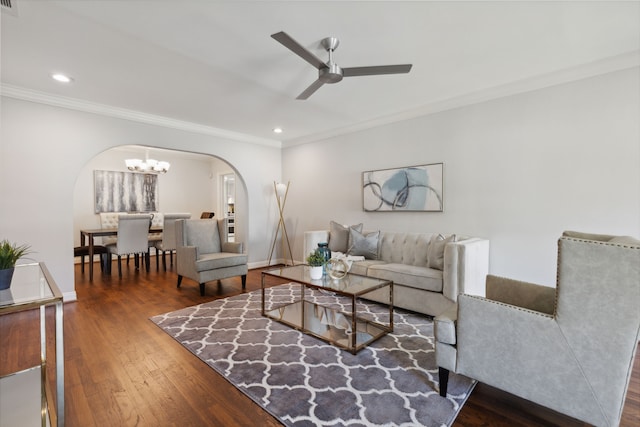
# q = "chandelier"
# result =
<box><xmin>125</xmin><ymin>158</ymin><xmax>170</xmax><ymax>174</ymax></box>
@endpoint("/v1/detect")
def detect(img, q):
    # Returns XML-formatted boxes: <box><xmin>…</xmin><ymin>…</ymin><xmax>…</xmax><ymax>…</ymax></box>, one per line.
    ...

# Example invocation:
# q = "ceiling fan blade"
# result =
<box><xmin>271</xmin><ymin>31</ymin><xmax>326</xmax><ymax>70</ymax></box>
<box><xmin>342</xmin><ymin>64</ymin><xmax>413</xmax><ymax>77</ymax></box>
<box><xmin>296</xmin><ymin>79</ymin><xmax>325</xmax><ymax>100</ymax></box>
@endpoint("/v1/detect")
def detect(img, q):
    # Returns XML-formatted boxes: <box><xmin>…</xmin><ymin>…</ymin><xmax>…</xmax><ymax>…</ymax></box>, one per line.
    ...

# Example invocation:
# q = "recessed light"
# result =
<box><xmin>51</xmin><ymin>73</ymin><xmax>74</xmax><ymax>83</ymax></box>
<box><xmin>273</xmin><ymin>127</ymin><xmax>283</xmax><ymax>134</ymax></box>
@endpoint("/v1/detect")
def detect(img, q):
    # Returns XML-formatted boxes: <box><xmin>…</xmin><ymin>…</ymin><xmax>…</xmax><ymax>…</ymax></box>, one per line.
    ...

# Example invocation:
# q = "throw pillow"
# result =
<box><xmin>348</xmin><ymin>229</ymin><xmax>380</xmax><ymax>260</ymax></box>
<box><xmin>427</xmin><ymin>234</ymin><xmax>456</xmax><ymax>270</ymax></box>
<box><xmin>329</xmin><ymin>221</ymin><xmax>363</xmax><ymax>253</ymax></box>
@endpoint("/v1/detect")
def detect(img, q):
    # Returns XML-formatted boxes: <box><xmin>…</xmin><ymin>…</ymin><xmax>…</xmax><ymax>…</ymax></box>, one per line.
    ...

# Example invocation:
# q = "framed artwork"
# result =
<box><xmin>94</xmin><ymin>170</ymin><xmax>158</xmax><ymax>213</ymax></box>
<box><xmin>362</xmin><ymin>163</ymin><xmax>444</xmax><ymax>212</ymax></box>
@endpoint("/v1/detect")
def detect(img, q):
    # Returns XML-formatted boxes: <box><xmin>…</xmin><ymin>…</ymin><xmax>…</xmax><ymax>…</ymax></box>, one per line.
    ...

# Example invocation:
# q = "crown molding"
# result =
<box><xmin>0</xmin><ymin>84</ymin><xmax>283</xmax><ymax>148</ymax></box>
<box><xmin>282</xmin><ymin>50</ymin><xmax>640</xmax><ymax>147</ymax></box>
<box><xmin>2</xmin><ymin>50</ymin><xmax>637</xmax><ymax>150</ymax></box>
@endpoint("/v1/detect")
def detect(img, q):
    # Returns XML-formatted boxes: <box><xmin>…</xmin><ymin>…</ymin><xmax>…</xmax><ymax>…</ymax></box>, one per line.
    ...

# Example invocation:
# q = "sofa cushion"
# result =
<box><xmin>349</xmin><ymin>259</ymin><xmax>386</xmax><ymax>276</ymax></box>
<box><xmin>329</xmin><ymin>221</ymin><xmax>363</xmax><ymax>253</ymax></box>
<box><xmin>348</xmin><ymin>229</ymin><xmax>380</xmax><ymax>259</ymax></box>
<box><xmin>367</xmin><ymin>263</ymin><xmax>444</xmax><ymax>293</ymax></box>
<box><xmin>427</xmin><ymin>234</ymin><xmax>456</xmax><ymax>270</ymax></box>
<box><xmin>195</xmin><ymin>252</ymin><xmax>247</xmax><ymax>271</ymax></box>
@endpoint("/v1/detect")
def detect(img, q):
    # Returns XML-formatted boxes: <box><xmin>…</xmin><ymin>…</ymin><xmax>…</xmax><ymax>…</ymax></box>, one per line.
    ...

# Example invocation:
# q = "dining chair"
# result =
<box><xmin>153</xmin><ymin>213</ymin><xmax>191</xmax><ymax>270</ymax></box>
<box><xmin>147</xmin><ymin>212</ymin><xmax>164</xmax><ymax>270</ymax></box>
<box><xmin>105</xmin><ymin>214</ymin><xmax>153</xmax><ymax>277</ymax></box>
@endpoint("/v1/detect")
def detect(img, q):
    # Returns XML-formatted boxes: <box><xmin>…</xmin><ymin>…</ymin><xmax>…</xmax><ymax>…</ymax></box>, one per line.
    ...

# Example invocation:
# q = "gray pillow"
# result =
<box><xmin>348</xmin><ymin>229</ymin><xmax>380</xmax><ymax>260</ymax></box>
<box><xmin>427</xmin><ymin>234</ymin><xmax>456</xmax><ymax>270</ymax></box>
<box><xmin>329</xmin><ymin>221</ymin><xmax>363</xmax><ymax>253</ymax></box>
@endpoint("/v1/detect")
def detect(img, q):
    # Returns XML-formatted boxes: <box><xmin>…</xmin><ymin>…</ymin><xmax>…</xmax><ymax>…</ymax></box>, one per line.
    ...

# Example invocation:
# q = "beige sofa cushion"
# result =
<box><xmin>367</xmin><ymin>263</ymin><xmax>443</xmax><ymax>293</ymax></box>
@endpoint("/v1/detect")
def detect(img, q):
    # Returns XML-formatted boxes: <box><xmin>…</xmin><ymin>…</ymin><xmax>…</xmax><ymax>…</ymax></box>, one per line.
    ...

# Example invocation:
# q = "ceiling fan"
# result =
<box><xmin>271</xmin><ymin>31</ymin><xmax>413</xmax><ymax>100</ymax></box>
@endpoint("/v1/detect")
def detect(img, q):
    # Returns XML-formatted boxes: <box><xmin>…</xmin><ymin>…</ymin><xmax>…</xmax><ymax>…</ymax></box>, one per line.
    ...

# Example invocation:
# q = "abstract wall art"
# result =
<box><xmin>94</xmin><ymin>170</ymin><xmax>158</xmax><ymax>213</ymax></box>
<box><xmin>362</xmin><ymin>163</ymin><xmax>443</xmax><ymax>212</ymax></box>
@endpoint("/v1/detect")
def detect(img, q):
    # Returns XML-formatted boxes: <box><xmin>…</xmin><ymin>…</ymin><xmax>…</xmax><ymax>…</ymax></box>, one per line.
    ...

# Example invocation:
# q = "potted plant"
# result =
<box><xmin>306</xmin><ymin>248</ymin><xmax>325</xmax><ymax>280</ymax></box>
<box><xmin>0</xmin><ymin>240</ymin><xmax>31</xmax><ymax>290</ymax></box>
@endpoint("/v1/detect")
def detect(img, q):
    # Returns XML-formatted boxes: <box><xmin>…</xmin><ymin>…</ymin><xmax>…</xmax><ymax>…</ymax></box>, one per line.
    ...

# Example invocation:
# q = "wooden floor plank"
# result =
<box><xmin>1</xmin><ymin>259</ymin><xmax>637</xmax><ymax>426</ymax></box>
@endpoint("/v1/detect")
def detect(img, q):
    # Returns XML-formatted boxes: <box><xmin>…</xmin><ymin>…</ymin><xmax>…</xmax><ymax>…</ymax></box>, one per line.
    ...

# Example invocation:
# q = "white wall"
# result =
<box><xmin>0</xmin><ymin>97</ymin><xmax>282</xmax><ymax>301</ymax></box>
<box><xmin>283</xmin><ymin>68</ymin><xmax>640</xmax><ymax>286</ymax></box>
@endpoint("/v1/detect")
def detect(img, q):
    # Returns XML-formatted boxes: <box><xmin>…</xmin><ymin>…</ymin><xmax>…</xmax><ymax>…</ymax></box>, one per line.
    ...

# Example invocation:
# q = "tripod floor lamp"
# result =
<box><xmin>268</xmin><ymin>181</ymin><xmax>294</xmax><ymax>266</ymax></box>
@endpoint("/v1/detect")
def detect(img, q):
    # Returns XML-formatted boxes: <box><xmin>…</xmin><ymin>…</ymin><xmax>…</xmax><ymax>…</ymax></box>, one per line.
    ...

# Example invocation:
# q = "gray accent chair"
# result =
<box><xmin>435</xmin><ymin>231</ymin><xmax>640</xmax><ymax>427</ymax></box>
<box><xmin>152</xmin><ymin>213</ymin><xmax>191</xmax><ymax>270</ymax></box>
<box><xmin>104</xmin><ymin>214</ymin><xmax>153</xmax><ymax>277</ymax></box>
<box><xmin>175</xmin><ymin>219</ymin><xmax>247</xmax><ymax>296</ymax></box>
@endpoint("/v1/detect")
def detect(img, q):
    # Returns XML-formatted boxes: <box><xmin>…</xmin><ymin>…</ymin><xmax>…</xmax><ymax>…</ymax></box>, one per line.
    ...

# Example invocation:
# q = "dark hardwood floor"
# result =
<box><xmin>1</xmin><ymin>259</ymin><xmax>638</xmax><ymax>426</ymax></box>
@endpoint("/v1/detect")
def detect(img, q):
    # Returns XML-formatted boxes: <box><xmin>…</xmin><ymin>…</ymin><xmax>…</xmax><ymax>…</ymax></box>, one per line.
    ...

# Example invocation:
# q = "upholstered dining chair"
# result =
<box><xmin>104</xmin><ymin>214</ymin><xmax>153</xmax><ymax>277</ymax></box>
<box><xmin>175</xmin><ymin>219</ymin><xmax>247</xmax><ymax>296</ymax></box>
<box><xmin>147</xmin><ymin>212</ymin><xmax>164</xmax><ymax>270</ymax></box>
<box><xmin>152</xmin><ymin>213</ymin><xmax>191</xmax><ymax>270</ymax></box>
<box><xmin>435</xmin><ymin>231</ymin><xmax>640</xmax><ymax>427</ymax></box>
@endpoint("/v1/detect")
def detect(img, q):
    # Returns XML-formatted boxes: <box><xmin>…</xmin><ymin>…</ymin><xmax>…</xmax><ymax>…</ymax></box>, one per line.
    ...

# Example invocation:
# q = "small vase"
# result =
<box><xmin>0</xmin><ymin>267</ymin><xmax>15</xmax><ymax>290</ymax></box>
<box><xmin>317</xmin><ymin>243</ymin><xmax>331</xmax><ymax>276</ymax></box>
<box><xmin>309</xmin><ymin>266</ymin><xmax>323</xmax><ymax>280</ymax></box>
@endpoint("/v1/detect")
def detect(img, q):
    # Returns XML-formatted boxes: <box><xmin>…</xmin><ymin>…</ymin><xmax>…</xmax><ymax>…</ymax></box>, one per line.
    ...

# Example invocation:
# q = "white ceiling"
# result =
<box><xmin>2</xmin><ymin>1</ymin><xmax>639</xmax><ymax>147</ymax></box>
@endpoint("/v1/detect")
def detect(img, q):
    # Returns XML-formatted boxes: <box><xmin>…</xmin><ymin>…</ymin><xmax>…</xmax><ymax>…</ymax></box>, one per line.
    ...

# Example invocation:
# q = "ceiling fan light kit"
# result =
<box><xmin>271</xmin><ymin>31</ymin><xmax>412</xmax><ymax>100</ymax></box>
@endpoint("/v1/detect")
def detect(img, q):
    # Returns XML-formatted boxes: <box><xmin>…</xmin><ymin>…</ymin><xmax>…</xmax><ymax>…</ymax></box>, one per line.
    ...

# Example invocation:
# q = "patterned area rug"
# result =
<box><xmin>150</xmin><ymin>284</ymin><xmax>475</xmax><ymax>427</ymax></box>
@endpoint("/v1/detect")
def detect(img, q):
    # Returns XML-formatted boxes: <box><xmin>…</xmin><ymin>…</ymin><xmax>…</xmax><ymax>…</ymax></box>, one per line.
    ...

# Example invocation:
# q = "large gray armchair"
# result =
<box><xmin>435</xmin><ymin>231</ymin><xmax>640</xmax><ymax>427</ymax></box>
<box><xmin>175</xmin><ymin>219</ymin><xmax>247</xmax><ymax>296</ymax></box>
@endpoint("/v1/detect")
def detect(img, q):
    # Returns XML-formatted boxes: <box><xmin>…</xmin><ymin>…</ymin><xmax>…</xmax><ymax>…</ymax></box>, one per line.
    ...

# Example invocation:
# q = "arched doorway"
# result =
<box><xmin>72</xmin><ymin>144</ymin><xmax>248</xmax><ymax>278</ymax></box>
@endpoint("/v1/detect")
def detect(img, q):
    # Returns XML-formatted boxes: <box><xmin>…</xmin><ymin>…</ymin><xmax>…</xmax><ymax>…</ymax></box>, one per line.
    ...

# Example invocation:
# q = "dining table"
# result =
<box><xmin>80</xmin><ymin>226</ymin><xmax>162</xmax><ymax>281</ymax></box>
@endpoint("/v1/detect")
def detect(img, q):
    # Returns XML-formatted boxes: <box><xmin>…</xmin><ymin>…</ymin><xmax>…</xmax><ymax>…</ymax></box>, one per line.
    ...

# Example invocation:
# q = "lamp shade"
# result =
<box><xmin>275</xmin><ymin>182</ymin><xmax>288</xmax><ymax>198</ymax></box>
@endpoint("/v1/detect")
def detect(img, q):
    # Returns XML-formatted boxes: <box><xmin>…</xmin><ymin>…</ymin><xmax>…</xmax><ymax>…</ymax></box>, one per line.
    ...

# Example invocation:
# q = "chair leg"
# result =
<box><xmin>155</xmin><ymin>249</ymin><xmax>159</xmax><ymax>270</ymax></box>
<box><xmin>177</xmin><ymin>275</ymin><xmax>183</xmax><ymax>288</ymax></box>
<box><xmin>169</xmin><ymin>251</ymin><xmax>174</xmax><ymax>266</ymax></box>
<box><xmin>241</xmin><ymin>274</ymin><xmax>247</xmax><ymax>290</ymax></box>
<box><xmin>117</xmin><ymin>255</ymin><xmax>122</xmax><ymax>278</ymax></box>
<box><xmin>80</xmin><ymin>255</ymin><xmax>85</xmax><ymax>273</ymax></box>
<box><xmin>145</xmin><ymin>252</ymin><xmax>150</xmax><ymax>272</ymax></box>
<box><xmin>161</xmin><ymin>251</ymin><xmax>167</xmax><ymax>271</ymax></box>
<box><xmin>439</xmin><ymin>367</ymin><xmax>449</xmax><ymax>397</ymax></box>
<box><xmin>199</xmin><ymin>283</ymin><xmax>205</xmax><ymax>296</ymax></box>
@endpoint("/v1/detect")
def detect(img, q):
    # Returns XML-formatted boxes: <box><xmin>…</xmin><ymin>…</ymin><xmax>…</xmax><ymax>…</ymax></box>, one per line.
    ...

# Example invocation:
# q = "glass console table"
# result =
<box><xmin>261</xmin><ymin>265</ymin><xmax>393</xmax><ymax>354</ymax></box>
<box><xmin>0</xmin><ymin>263</ymin><xmax>64</xmax><ymax>427</ymax></box>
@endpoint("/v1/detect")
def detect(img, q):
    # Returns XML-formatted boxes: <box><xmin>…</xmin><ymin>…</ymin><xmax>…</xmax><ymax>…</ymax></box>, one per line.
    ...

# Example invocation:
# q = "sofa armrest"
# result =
<box><xmin>442</xmin><ymin>237</ymin><xmax>489</xmax><ymax>302</ymax></box>
<box><xmin>303</xmin><ymin>230</ymin><xmax>330</xmax><ymax>261</ymax></box>
<box><xmin>222</xmin><ymin>241</ymin><xmax>244</xmax><ymax>254</ymax></box>
<box><xmin>486</xmin><ymin>275</ymin><xmax>556</xmax><ymax>315</ymax></box>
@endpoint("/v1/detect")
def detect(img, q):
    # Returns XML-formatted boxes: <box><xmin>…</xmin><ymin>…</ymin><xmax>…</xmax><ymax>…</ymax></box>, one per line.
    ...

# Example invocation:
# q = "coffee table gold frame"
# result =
<box><xmin>261</xmin><ymin>265</ymin><xmax>393</xmax><ymax>354</ymax></box>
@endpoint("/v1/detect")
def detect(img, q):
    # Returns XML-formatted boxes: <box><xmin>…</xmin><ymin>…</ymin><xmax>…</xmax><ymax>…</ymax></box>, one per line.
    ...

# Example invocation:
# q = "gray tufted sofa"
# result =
<box><xmin>303</xmin><ymin>227</ymin><xmax>490</xmax><ymax>317</ymax></box>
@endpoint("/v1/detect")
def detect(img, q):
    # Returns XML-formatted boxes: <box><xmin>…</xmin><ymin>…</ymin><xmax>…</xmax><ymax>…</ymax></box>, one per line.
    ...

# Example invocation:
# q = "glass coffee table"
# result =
<box><xmin>261</xmin><ymin>264</ymin><xmax>393</xmax><ymax>354</ymax></box>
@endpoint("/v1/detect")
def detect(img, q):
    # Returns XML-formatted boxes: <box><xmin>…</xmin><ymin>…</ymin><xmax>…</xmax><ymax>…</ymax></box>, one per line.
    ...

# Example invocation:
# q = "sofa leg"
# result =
<box><xmin>439</xmin><ymin>367</ymin><xmax>449</xmax><ymax>397</ymax></box>
<box><xmin>241</xmin><ymin>274</ymin><xmax>247</xmax><ymax>290</ymax></box>
<box><xmin>199</xmin><ymin>283</ymin><xmax>205</xmax><ymax>296</ymax></box>
<box><xmin>177</xmin><ymin>275</ymin><xmax>183</xmax><ymax>288</ymax></box>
